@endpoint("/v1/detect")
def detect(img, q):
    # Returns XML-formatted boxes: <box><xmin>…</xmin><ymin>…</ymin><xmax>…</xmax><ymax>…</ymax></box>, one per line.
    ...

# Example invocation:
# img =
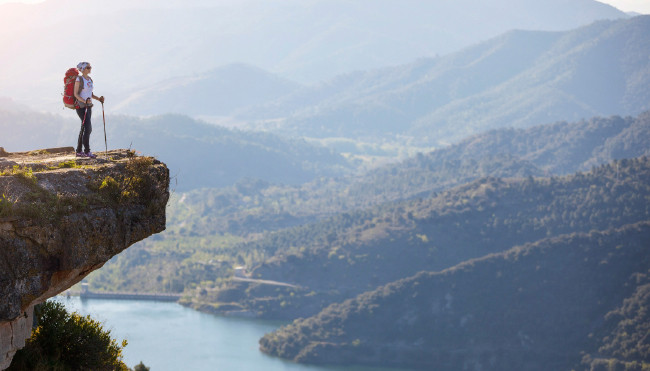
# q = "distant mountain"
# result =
<box><xmin>0</xmin><ymin>0</ymin><xmax>626</xmax><ymax>111</ymax></box>
<box><xmin>113</xmin><ymin>64</ymin><xmax>302</xmax><ymax>116</ymax></box>
<box><xmin>240</xmin><ymin>16</ymin><xmax>650</xmax><ymax>145</ymax></box>
<box><xmin>259</xmin><ymin>222</ymin><xmax>650</xmax><ymax>370</ymax></box>
<box><xmin>0</xmin><ymin>109</ymin><xmax>352</xmax><ymax>190</ymax></box>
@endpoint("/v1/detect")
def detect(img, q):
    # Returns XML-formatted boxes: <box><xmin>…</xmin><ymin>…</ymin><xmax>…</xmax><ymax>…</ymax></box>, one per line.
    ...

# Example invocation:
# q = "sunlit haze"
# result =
<box><xmin>1</xmin><ymin>0</ymin><xmax>648</xmax><ymax>13</ymax></box>
<box><xmin>597</xmin><ymin>0</ymin><xmax>650</xmax><ymax>13</ymax></box>
<box><xmin>0</xmin><ymin>0</ymin><xmax>45</xmax><ymax>3</ymax></box>
<box><xmin>1</xmin><ymin>0</ymin><xmax>649</xmax><ymax>370</ymax></box>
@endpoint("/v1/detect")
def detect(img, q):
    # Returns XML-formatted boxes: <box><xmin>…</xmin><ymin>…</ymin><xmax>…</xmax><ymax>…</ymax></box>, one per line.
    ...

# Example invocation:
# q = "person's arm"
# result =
<box><xmin>92</xmin><ymin>94</ymin><xmax>105</xmax><ymax>103</ymax></box>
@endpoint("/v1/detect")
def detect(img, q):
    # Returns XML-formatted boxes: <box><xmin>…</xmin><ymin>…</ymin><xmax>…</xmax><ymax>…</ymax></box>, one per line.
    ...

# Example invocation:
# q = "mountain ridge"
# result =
<box><xmin>0</xmin><ymin>0</ymin><xmax>626</xmax><ymax>111</ymax></box>
<box><xmin>238</xmin><ymin>16</ymin><xmax>650</xmax><ymax>146</ymax></box>
<box><xmin>113</xmin><ymin>63</ymin><xmax>303</xmax><ymax>116</ymax></box>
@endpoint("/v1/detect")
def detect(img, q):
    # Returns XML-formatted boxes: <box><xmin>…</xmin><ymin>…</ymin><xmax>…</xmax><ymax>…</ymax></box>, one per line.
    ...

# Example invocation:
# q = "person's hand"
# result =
<box><xmin>98</xmin><ymin>96</ymin><xmax>105</xmax><ymax>104</ymax></box>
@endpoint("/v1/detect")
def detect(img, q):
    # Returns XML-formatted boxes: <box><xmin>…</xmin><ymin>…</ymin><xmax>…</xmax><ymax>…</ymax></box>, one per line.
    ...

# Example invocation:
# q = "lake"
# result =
<box><xmin>54</xmin><ymin>296</ymin><xmax>410</xmax><ymax>371</ymax></box>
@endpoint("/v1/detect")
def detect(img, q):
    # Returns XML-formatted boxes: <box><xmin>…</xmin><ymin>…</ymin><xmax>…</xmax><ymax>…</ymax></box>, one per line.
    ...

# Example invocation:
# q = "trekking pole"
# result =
<box><xmin>101</xmin><ymin>102</ymin><xmax>108</xmax><ymax>159</ymax></box>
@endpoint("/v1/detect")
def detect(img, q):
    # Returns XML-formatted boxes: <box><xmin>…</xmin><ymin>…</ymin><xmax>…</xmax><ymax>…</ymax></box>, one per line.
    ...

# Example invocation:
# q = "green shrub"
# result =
<box><xmin>8</xmin><ymin>300</ymin><xmax>129</xmax><ymax>371</ymax></box>
<box><xmin>0</xmin><ymin>165</ymin><xmax>37</xmax><ymax>185</ymax></box>
<box><xmin>51</xmin><ymin>160</ymin><xmax>79</xmax><ymax>169</ymax></box>
<box><xmin>0</xmin><ymin>193</ymin><xmax>13</xmax><ymax>217</ymax></box>
<box><xmin>99</xmin><ymin>176</ymin><xmax>122</xmax><ymax>203</ymax></box>
<box><xmin>133</xmin><ymin>361</ymin><xmax>151</xmax><ymax>371</ymax></box>
<box><xmin>122</xmin><ymin>156</ymin><xmax>155</xmax><ymax>201</ymax></box>
<box><xmin>91</xmin><ymin>157</ymin><xmax>156</xmax><ymax>206</ymax></box>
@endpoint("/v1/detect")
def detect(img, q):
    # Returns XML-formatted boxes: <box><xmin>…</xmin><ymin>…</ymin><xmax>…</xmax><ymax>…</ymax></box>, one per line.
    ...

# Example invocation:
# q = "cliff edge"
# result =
<box><xmin>0</xmin><ymin>147</ymin><xmax>170</xmax><ymax>369</ymax></box>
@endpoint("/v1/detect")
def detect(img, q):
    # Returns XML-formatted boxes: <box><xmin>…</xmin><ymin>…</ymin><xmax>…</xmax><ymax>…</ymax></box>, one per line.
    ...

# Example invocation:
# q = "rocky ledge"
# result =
<box><xmin>0</xmin><ymin>147</ymin><xmax>169</xmax><ymax>369</ymax></box>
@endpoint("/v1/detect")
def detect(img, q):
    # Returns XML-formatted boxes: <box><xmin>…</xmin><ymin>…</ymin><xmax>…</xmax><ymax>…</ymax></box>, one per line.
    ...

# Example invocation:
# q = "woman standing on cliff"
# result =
<box><xmin>74</xmin><ymin>62</ymin><xmax>104</xmax><ymax>159</ymax></box>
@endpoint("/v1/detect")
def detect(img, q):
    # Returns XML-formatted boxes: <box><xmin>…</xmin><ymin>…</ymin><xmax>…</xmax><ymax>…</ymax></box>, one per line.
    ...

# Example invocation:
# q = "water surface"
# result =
<box><xmin>55</xmin><ymin>297</ymin><xmax>409</xmax><ymax>371</ymax></box>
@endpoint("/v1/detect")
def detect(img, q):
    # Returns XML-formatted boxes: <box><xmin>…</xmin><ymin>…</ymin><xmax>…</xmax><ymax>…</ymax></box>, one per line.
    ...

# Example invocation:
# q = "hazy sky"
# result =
<box><xmin>597</xmin><ymin>0</ymin><xmax>650</xmax><ymax>13</ymax></box>
<box><xmin>0</xmin><ymin>0</ymin><xmax>649</xmax><ymax>14</ymax></box>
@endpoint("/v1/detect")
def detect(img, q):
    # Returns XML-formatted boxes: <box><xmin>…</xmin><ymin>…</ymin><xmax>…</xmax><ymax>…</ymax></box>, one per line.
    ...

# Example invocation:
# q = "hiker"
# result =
<box><xmin>74</xmin><ymin>62</ymin><xmax>104</xmax><ymax>158</ymax></box>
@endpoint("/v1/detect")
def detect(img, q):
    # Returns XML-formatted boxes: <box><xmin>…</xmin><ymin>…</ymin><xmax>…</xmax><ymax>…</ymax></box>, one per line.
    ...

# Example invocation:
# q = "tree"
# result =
<box><xmin>134</xmin><ymin>361</ymin><xmax>151</xmax><ymax>371</ymax></box>
<box><xmin>8</xmin><ymin>300</ymin><xmax>129</xmax><ymax>370</ymax></box>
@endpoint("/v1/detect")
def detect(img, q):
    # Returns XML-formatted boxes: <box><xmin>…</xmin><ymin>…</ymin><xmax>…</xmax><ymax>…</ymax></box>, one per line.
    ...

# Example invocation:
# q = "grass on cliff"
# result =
<box><xmin>0</xmin><ymin>193</ymin><xmax>12</xmax><ymax>217</ymax></box>
<box><xmin>0</xmin><ymin>164</ymin><xmax>88</xmax><ymax>222</ymax></box>
<box><xmin>0</xmin><ymin>156</ymin><xmax>161</xmax><ymax>222</ymax></box>
<box><xmin>0</xmin><ymin>165</ymin><xmax>37</xmax><ymax>185</ymax></box>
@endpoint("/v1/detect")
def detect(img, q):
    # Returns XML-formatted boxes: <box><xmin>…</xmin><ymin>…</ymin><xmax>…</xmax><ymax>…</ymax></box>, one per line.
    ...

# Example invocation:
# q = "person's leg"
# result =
<box><xmin>76</xmin><ymin>108</ymin><xmax>87</xmax><ymax>153</ymax></box>
<box><xmin>83</xmin><ymin>107</ymin><xmax>93</xmax><ymax>153</ymax></box>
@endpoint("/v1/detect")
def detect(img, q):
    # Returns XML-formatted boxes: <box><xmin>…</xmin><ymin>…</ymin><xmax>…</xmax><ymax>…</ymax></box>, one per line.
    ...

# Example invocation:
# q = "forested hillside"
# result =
<box><xmin>183</xmin><ymin>156</ymin><xmax>650</xmax><ymax>320</ymax></box>
<box><xmin>158</xmin><ymin>111</ymin><xmax>650</xmax><ymax>237</ymax></box>
<box><xmin>241</xmin><ymin>16</ymin><xmax>650</xmax><ymax>145</ymax></box>
<box><xmin>83</xmin><ymin>112</ymin><xmax>650</xmax><ymax>298</ymax></box>
<box><xmin>259</xmin><ymin>222</ymin><xmax>650</xmax><ymax>370</ymax></box>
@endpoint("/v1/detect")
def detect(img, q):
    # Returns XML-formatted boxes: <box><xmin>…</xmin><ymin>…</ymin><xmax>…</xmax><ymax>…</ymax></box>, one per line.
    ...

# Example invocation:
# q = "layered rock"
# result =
<box><xmin>0</xmin><ymin>147</ymin><xmax>169</xmax><ymax>369</ymax></box>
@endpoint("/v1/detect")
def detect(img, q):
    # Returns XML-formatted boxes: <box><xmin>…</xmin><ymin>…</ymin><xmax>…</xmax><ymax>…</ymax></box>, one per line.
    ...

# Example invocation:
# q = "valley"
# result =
<box><xmin>1</xmin><ymin>3</ymin><xmax>648</xmax><ymax>369</ymax></box>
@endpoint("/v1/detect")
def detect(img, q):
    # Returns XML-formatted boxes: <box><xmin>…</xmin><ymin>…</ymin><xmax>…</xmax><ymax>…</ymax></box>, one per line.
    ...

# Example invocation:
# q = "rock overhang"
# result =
<box><xmin>0</xmin><ymin>147</ymin><xmax>170</xmax><ymax>369</ymax></box>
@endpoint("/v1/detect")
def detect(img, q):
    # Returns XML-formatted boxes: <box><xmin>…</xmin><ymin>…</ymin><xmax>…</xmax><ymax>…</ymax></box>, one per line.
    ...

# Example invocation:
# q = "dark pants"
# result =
<box><xmin>76</xmin><ymin>107</ymin><xmax>92</xmax><ymax>153</ymax></box>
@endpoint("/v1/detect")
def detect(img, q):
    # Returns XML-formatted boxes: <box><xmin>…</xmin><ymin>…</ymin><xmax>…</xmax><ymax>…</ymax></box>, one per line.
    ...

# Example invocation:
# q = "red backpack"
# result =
<box><xmin>63</xmin><ymin>68</ymin><xmax>80</xmax><ymax>109</ymax></box>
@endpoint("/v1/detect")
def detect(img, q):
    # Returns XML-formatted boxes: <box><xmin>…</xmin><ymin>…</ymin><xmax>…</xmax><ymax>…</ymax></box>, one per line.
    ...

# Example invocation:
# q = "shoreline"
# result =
<box><xmin>64</xmin><ymin>290</ymin><xmax>181</xmax><ymax>302</ymax></box>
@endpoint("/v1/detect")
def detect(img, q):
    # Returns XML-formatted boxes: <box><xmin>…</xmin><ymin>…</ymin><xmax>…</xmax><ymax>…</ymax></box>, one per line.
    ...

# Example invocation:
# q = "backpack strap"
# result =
<box><xmin>76</xmin><ymin>76</ymin><xmax>94</xmax><ymax>108</ymax></box>
<box><xmin>74</xmin><ymin>76</ymin><xmax>83</xmax><ymax>108</ymax></box>
<box><xmin>78</xmin><ymin>76</ymin><xmax>94</xmax><ymax>96</ymax></box>
<box><xmin>77</xmin><ymin>76</ymin><xmax>84</xmax><ymax>96</ymax></box>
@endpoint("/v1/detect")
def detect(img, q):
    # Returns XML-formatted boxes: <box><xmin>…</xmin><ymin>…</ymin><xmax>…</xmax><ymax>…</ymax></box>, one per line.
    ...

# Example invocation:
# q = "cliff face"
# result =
<box><xmin>0</xmin><ymin>147</ymin><xmax>169</xmax><ymax>369</ymax></box>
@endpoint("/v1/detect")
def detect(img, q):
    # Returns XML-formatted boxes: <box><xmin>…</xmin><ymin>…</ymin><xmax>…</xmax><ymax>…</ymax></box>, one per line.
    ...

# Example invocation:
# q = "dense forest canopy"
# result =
<box><xmin>260</xmin><ymin>222</ymin><xmax>650</xmax><ymax>370</ymax></box>
<box><xmin>83</xmin><ymin>112</ymin><xmax>650</xmax><ymax>306</ymax></box>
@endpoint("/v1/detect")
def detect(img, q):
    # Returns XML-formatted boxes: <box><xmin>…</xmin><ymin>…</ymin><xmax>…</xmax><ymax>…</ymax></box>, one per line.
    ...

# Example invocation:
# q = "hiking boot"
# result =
<box><xmin>76</xmin><ymin>152</ymin><xmax>87</xmax><ymax>157</ymax></box>
<box><xmin>86</xmin><ymin>152</ymin><xmax>97</xmax><ymax>159</ymax></box>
